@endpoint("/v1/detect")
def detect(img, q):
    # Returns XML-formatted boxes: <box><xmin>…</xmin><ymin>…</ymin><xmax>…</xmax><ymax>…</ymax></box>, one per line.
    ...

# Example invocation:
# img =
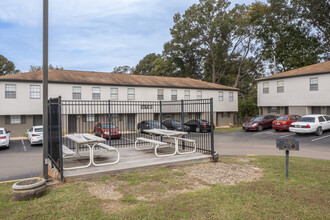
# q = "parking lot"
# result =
<box><xmin>215</xmin><ymin>129</ymin><xmax>330</xmax><ymax>159</ymax></box>
<box><xmin>1</xmin><ymin>129</ymin><xmax>329</xmax><ymax>182</ymax></box>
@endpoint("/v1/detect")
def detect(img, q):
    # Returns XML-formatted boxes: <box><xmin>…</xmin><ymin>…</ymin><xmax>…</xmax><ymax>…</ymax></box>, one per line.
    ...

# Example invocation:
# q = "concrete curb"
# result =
<box><xmin>10</xmin><ymin>137</ymin><xmax>27</xmax><ymax>141</ymax></box>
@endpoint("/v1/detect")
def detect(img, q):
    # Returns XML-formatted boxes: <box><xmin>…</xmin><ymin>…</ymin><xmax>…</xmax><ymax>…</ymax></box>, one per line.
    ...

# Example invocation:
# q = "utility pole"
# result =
<box><xmin>42</xmin><ymin>0</ymin><xmax>49</xmax><ymax>181</ymax></box>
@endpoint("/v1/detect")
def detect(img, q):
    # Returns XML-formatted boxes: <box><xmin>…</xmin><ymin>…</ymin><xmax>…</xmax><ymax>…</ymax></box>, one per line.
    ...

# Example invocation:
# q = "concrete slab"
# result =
<box><xmin>63</xmin><ymin>147</ymin><xmax>211</xmax><ymax>182</ymax></box>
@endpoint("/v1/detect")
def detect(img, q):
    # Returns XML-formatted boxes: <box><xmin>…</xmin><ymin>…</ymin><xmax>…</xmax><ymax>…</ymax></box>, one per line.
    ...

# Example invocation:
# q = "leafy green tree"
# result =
<box><xmin>133</xmin><ymin>53</ymin><xmax>177</xmax><ymax>76</ymax></box>
<box><xmin>113</xmin><ymin>65</ymin><xmax>134</xmax><ymax>74</ymax></box>
<box><xmin>291</xmin><ymin>0</ymin><xmax>330</xmax><ymax>52</ymax></box>
<box><xmin>29</xmin><ymin>64</ymin><xmax>64</xmax><ymax>72</ymax></box>
<box><xmin>250</xmin><ymin>1</ymin><xmax>325</xmax><ymax>72</ymax></box>
<box><xmin>0</xmin><ymin>55</ymin><xmax>19</xmax><ymax>75</ymax></box>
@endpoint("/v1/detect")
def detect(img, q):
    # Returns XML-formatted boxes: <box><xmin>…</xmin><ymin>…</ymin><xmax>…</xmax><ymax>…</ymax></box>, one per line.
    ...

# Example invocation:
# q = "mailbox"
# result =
<box><xmin>277</xmin><ymin>138</ymin><xmax>299</xmax><ymax>151</ymax></box>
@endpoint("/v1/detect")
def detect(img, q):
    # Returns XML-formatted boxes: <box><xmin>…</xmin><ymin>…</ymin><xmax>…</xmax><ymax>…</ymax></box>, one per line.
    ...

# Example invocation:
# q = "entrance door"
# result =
<box><xmin>68</xmin><ymin>115</ymin><xmax>77</xmax><ymax>133</ymax></box>
<box><xmin>312</xmin><ymin>106</ymin><xmax>321</xmax><ymax>114</ymax></box>
<box><xmin>33</xmin><ymin>115</ymin><xmax>42</xmax><ymax>126</ymax></box>
<box><xmin>127</xmin><ymin>114</ymin><xmax>135</xmax><ymax>130</ymax></box>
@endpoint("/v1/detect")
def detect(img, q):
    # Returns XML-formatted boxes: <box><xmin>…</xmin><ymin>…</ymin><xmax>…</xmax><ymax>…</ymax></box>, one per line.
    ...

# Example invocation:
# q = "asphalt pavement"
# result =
<box><xmin>1</xmin><ymin>129</ymin><xmax>329</xmax><ymax>182</ymax></box>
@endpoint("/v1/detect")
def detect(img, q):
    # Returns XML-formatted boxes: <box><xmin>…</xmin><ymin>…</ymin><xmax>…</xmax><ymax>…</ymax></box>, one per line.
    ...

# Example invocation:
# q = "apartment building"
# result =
<box><xmin>257</xmin><ymin>61</ymin><xmax>330</xmax><ymax>116</ymax></box>
<box><xmin>0</xmin><ymin>70</ymin><xmax>239</xmax><ymax>136</ymax></box>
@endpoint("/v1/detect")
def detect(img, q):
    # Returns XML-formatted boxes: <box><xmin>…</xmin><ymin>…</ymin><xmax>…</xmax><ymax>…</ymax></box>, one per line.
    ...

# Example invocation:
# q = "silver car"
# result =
<box><xmin>27</xmin><ymin>126</ymin><xmax>43</xmax><ymax>145</ymax></box>
<box><xmin>0</xmin><ymin>128</ymin><xmax>10</xmax><ymax>149</ymax></box>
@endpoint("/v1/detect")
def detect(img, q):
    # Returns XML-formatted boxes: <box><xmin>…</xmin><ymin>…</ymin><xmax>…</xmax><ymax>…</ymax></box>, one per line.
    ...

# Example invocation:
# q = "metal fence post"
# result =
<box><xmin>181</xmin><ymin>99</ymin><xmax>185</xmax><ymax>150</ymax></box>
<box><xmin>160</xmin><ymin>100</ymin><xmax>163</xmax><ymax>142</ymax></box>
<box><xmin>210</xmin><ymin>98</ymin><xmax>215</xmax><ymax>159</ymax></box>
<box><xmin>108</xmin><ymin>100</ymin><xmax>111</xmax><ymax>146</ymax></box>
<box><xmin>58</xmin><ymin>96</ymin><xmax>64</xmax><ymax>182</ymax></box>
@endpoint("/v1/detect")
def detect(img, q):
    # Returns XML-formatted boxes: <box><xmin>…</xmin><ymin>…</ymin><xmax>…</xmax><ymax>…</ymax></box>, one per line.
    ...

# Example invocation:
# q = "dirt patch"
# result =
<box><xmin>87</xmin><ymin>181</ymin><xmax>124</xmax><ymax>200</ymax></box>
<box><xmin>181</xmin><ymin>162</ymin><xmax>262</xmax><ymax>185</ymax></box>
<box><xmin>88</xmin><ymin>161</ymin><xmax>263</xmax><ymax>212</ymax></box>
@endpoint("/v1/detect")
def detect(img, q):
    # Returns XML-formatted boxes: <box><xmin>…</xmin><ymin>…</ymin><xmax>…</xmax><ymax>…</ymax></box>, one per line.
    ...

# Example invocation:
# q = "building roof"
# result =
<box><xmin>0</xmin><ymin>69</ymin><xmax>239</xmax><ymax>91</ymax></box>
<box><xmin>256</xmin><ymin>61</ymin><xmax>330</xmax><ymax>81</ymax></box>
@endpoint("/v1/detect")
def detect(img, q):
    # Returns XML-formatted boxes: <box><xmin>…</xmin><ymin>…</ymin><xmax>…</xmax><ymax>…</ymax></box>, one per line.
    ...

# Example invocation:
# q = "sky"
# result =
<box><xmin>0</xmin><ymin>0</ymin><xmax>259</xmax><ymax>73</ymax></box>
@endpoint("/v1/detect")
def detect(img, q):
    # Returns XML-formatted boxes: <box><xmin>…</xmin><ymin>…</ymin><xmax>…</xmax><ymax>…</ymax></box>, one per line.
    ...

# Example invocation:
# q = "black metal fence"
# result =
<box><xmin>60</xmin><ymin>99</ymin><xmax>214</xmax><ymax>155</ymax></box>
<box><xmin>48</xmin><ymin>97</ymin><xmax>214</xmax><ymax>181</ymax></box>
<box><xmin>48</xmin><ymin>97</ymin><xmax>63</xmax><ymax>181</ymax></box>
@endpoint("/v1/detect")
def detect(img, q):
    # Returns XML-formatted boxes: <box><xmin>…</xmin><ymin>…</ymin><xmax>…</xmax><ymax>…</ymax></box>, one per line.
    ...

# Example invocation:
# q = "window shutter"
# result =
<box><xmin>5</xmin><ymin>116</ymin><xmax>10</xmax><ymax>124</ymax></box>
<box><xmin>21</xmin><ymin>115</ymin><xmax>26</xmax><ymax>124</ymax></box>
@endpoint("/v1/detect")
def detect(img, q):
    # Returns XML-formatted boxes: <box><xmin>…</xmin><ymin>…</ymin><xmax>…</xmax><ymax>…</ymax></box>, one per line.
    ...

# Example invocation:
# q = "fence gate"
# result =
<box><xmin>48</xmin><ymin>97</ymin><xmax>63</xmax><ymax>181</ymax></box>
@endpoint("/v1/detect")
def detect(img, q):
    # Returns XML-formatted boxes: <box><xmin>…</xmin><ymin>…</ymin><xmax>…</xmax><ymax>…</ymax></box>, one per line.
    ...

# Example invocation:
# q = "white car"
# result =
<box><xmin>27</xmin><ymin>126</ymin><xmax>43</xmax><ymax>145</ymax></box>
<box><xmin>0</xmin><ymin>128</ymin><xmax>10</xmax><ymax>149</ymax></box>
<box><xmin>289</xmin><ymin>115</ymin><xmax>330</xmax><ymax>136</ymax></box>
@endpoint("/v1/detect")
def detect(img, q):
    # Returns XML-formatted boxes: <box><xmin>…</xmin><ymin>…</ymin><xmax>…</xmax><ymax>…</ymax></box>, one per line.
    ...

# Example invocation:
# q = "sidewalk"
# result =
<box><xmin>10</xmin><ymin>136</ymin><xmax>27</xmax><ymax>141</ymax></box>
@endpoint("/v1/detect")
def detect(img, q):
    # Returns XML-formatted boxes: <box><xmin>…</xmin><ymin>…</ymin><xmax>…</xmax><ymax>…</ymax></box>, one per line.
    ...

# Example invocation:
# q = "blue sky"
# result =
<box><xmin>0</xmin><ymin>0</ymin><xmax>259</xmax><ymax>73</ymax></box>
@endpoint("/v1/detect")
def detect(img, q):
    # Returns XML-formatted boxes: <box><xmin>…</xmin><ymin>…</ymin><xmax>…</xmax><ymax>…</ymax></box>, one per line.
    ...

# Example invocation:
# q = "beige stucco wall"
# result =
<box><xmin>258</xmin><ymin>73</ymin><xmax>330</xmax><ymax>107</ymax></box>
<box><xmin>0</xmin><ymin>115</ymin><xmax>33</xmax><ymax>137</ymax></box>
<box><xmin>0</xmin><ymin>82</ymin><xmax>238</xmax><ymax>115</ymax></box>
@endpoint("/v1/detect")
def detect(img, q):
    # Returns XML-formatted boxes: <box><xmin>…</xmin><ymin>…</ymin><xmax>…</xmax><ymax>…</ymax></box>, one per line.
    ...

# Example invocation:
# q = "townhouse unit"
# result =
<box><xmin>257</xmin><ymin>61</ymin><xmax>330</xmax><ymax>116</ymax></box>
<box><xmin>0</xmin><ymin>70</ymin><xmax>238</xmax><ymax>136</ymax></box>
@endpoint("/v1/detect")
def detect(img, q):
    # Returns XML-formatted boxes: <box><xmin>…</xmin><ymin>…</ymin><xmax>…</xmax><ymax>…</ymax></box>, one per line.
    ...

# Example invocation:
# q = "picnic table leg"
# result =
<box><xmin>63</xmin><ymin>144</ymin><xmax>92</xmax><ymax>170</ymax></box>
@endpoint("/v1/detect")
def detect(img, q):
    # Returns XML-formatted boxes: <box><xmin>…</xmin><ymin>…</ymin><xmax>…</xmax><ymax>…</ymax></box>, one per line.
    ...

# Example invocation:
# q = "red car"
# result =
<box><xmin>272</xmin><ymin>115</ymin><xmax>301</xmax><ymax>131</ymax></box>
<box><xmin>243</xmin><ymin>115</ymin><xmax>277</xmax><ymax>131</ymax></box>
<box><xmin>94</xmin><ymin>122</ymin><xmax>121</xmax><ymax>139</ymax></box>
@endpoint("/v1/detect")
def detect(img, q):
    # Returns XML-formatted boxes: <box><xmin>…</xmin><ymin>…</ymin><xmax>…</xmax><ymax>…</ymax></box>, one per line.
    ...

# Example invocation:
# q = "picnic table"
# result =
<box><xmin>135</xmin><ymin>129</ymin><xmax>196</xmax><ymax>157</ymax></box>
<box><xmin>64</xmin><ymin>133</ymin><xmax>119</xmax><ymax>170</ymax></box>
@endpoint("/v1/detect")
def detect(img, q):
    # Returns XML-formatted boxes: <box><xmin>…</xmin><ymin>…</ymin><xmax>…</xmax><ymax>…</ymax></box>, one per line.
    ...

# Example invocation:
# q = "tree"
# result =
<box><xmin>250</xmin><ymin>1</ymin><xmax>325</xmax><ymax>72</ymax></box>
<box><xmin>133</xmin><ymin>53</ymin><xmax>177</xmax><ymax>76</ymax></box>
<box><xmin>0</xmin><ymin>55</ymin><xmax>19</xmax><ymax>76</ymax></box>
<box><xmin>113</xmin><ymin>65</ymin><xmax>134</xmax><ymax>74</ymax></box>
<box><xmin>29</xmin><ymin>64</ymin><xmax>64</xmax><ymax>72</ymax></box>
<box><xmin>291</xmin><ymin>0</ymin><xmax>330</xmax><ymax>53</ymax></box>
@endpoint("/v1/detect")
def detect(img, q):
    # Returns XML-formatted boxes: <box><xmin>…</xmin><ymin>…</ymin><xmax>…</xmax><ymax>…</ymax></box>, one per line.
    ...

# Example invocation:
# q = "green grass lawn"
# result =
<box><xmin>214</xmin><ymin>126</ymin><xmax>242</xmax><ymax>132</ymax></box>
<box><xmin>0</xmin><ymin>156</ymin><xmax>329</xmax><ymax>219</ymax></box>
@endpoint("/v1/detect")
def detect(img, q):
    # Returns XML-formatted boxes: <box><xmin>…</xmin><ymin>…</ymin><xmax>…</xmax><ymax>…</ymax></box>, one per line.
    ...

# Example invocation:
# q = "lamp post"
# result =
<box><xmin>42</xmin><ymin>0</ymin><xmax>49</xmax><ymax>181</ymax></box>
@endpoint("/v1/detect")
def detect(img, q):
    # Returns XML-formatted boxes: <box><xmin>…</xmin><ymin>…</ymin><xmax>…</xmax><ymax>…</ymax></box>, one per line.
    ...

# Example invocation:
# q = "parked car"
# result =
<box><xmin>27</xmin><ymin>126</ymin><xmax>43</xmax><ymax>145</ymax></box>
<box><xmin>0</xmin><ymin>128</ymin><xmax>10</xmax><ymax>149</ymax></box>
<box><xmin>137</xmin><ymin>120</ymin><xmax>166</xmax><ymax>133</ymax></box>
<box><xmin>272</xmin><ymin>115</ymin><xmax>301</xmax><ymax>131</ymax></box>
<box><xmin>289</xmin><ymin>115</ymin><xmax>330</xmax><ymax>136</ymax></box>
<box><xmin>162</xmin><ymin>120</ymin><xmax>190</xmax><ymax>132</ymax></box>
<box><xmin>184</xmin><ymin>119</ymin><xmax>214</xmax><ymax>132</ymax></box>
<box><xmin>94</xmin><ymin>122</ymin><xmax>121</xmax><ymax>139</ymax></box>
<box><xmin>243</xmin><ymin>115</ymin><xmax>277</xmax><ymax>131</ymax></box>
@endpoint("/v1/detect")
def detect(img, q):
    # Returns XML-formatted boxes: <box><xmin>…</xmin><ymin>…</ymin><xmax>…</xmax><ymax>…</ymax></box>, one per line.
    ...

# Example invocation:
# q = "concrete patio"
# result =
<box><xmin>63</xmin><ymin>146</ymin><xmax>211</xmax><ymax>181</ymax></box>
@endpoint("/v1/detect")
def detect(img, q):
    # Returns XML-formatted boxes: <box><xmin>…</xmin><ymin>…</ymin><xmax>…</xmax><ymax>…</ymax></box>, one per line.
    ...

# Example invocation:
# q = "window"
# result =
<box><xmin>110</xmin><ymin>88</ymin><xmax>118</xmax><ymax>100</ymax></box>
<box><xmin>184</xmin><ymin>90</ymin><xmax>190</xmax><ymax>100</ymax></box>
<box><xmin>197</xmin><ymin>90</ymin><xmax>202</xmax><ymax>99</ymax></box>
<box><xmin>268</xmin><ymin>107</ymin><xmax>280</xmax><ymax>114</ymax></box>
<box><xmin>310</xmin><ymin>77</ymin><xmax>318</xmax><ymax>91</ymax></box>
<box><xmin>5</xmin><ymin>84</ymin><xmax>16</xmax><ymax>98</ymax></box>
<box><xmin>10</xmin><ymin>115</ymin><xmax>21</xmax><ymax>124</ymax></box>
<box><xmin>127</xmin><ymin>88</ymin><xmax>135</xmax><ymax>100</ymax></box>
<box><xmin>72</xmin><ymin>86</ymin><xmax>81</xmax><ymax>99</ymax></box>
<box><xmin>86</xmin><ymin>114</ymin><xmax>95</xmax><ymax>122</ymax></box>
<box><xmin>218</xmin><ymin>92</ymin><xmax>223</xmax><ymax>101</ymax></box>
<box><xmin>318</xmin><ymin>116</ymin><xmax>325</xmax><ymax>122</ymax></box>
<box><xmin>263</xmin><ymin>82</ymin><xmax>269</xmax><ymax>94</ymax></box>
<box><xmin>171</xmin><ymin>90</ymin><xmax>177</xmax><ymax>101</ymax></box>
<box><xmin>157</xmin><ymin>89</ymin><xmax>164</xmax><ymax>100</ymax></box>
<box><xmin>277</xmin><ymin>80</ymin><xmax>284</xmax><ymax>93</ymax></box>
<box><xmin>227</xmin><ymin>112</ymin><xmax>231</xmax><ymax>118</ymax></box>
<box><xmin>229</xmin><ymin>92</ymin><xmax>233</xmax><ymax>102</ymax></box>
<box><xmin>92</xmin><ymin>87</ymin><xmax>100</xmax><ymax>100</ymax></box>
<box><xmin>30</xmin><ymin>85</ymin><xmax>41</xmax><ymax>99</ymax></box>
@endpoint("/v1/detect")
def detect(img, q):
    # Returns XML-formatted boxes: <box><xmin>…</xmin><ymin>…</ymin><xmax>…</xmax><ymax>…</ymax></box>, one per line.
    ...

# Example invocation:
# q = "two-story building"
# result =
<box><xmin>0</xmin><ymin>70</ymin><xmax>239</xmax><ymax>136</ymax></box>
<box><xmin>257</xmin><ymin>61</ymin><xmax>330</xmax><ymax>116</ymax></box>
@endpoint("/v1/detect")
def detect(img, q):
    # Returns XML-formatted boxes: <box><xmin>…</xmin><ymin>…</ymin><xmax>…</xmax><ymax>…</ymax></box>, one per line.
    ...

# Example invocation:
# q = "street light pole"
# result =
<box><xmin>42</xmin><ymin>0</ymin><xmax>49</xmax><ymax>181</ymax></box>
